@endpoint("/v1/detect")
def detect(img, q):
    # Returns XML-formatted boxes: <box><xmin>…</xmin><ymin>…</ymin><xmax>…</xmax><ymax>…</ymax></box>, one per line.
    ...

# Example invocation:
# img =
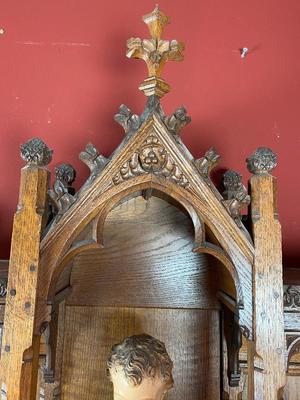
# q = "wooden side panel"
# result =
<box><xmin>0</xmin><ymin>166</ymin><xmax>49</xmax><ymax>400</ymax></box>
<box><xmin>66</xmin><ymin>197</ymin><xmax>219</xmax><ymax>309</ymax></box>
<box><xmin>283</xmin><ymin>376</ymin><xmax>300</xmax><ymax>399</ymax></box>
<box><xmin>249</xmin><ymin>174</ymin><xmax>286</xmax><ymax>399</ymax></box>
<box><xmin>60</xmin><ymin>306</ymin><xmax>220</xmax><ymax>400</ymax></box>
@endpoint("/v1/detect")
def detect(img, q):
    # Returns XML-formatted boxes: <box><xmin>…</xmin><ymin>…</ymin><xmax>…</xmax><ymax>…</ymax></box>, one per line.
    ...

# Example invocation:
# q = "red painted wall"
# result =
<box><xmin>0</xmin><ymin>0</ymin><xmax>299</xmax><ymax>267</ymax></box>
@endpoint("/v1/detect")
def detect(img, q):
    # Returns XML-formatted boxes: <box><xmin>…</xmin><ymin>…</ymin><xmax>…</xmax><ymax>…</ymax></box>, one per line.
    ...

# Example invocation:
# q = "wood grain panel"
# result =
<box><xmin>66</xmin><ymin>196</ymin><xmax>219</xmax><ymax>309</ymax></box>
<box><xmin>61</xmin><ymin>306</ymin><xmax>220</xmax><ymax>400</ymax></box>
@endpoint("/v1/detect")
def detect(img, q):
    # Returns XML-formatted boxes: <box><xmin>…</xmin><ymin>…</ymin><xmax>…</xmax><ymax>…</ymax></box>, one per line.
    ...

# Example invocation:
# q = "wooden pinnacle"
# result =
<box><xmin>142</xmin><ymin>4</ymin><xmax>170</xmax><ymax>41</ymax></box>
<box><xmin>127</xmin><ymin>6</ymin><xmax>185</xmax><ymax>97</ymax></box>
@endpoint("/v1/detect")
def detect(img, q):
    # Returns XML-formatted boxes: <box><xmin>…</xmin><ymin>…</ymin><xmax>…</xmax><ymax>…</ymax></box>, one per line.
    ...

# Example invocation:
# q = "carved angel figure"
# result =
<box><xmin>107</xmin><ymin>334</ymin><xmax>174</xmax><ymax>400</ymax></box>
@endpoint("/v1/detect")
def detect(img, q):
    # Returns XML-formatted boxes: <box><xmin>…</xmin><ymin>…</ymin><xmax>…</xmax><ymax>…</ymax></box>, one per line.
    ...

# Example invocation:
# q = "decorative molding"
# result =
<box><xmin>223</xmin><ymin>309</ymin><xmax>242</xmax><ymax>387</ymax></box>
<box><xmin>114</xmin><ymin>104</ymin><xmax>141</xmax><ymax>134</ymax></box>
<box><xmin>222</xmin><ymin>170</ymin><xmax>250</xmax><ymax>227</ymax></box>
<box><xmin>20</xmin><ymin>137</ymin><xmax>53</xmax><ymax>167</ymax></box>
<box><xmin>247</xmin><ymin>147</ymin><xmax>277</xmax><ymax>175</ymax></box>
<box><xmin>48</xmin><ymin>164</ymin><xmax>76</xmax><ymax>217</ymax></box>
<box><xmin>284</xmin><ymin>286</ymin><xmax>300</xmax><ymax>311</ymax></box>
<box><xmin>194</xmin><ymin>147</ymin><xmax>220</xmax><ymax>178</ymax></box>
<box><xmin>112</xmin><ymin>135</ymin><xmax>189</xmax><ymax>188</ymax></box>
<box><xmin>0</xmin><ymin>279</ymin><xmax>7</xmax><ymax>297</ymax></box>
<box><xmin>163</xmin><ymin>106</ymin><xmax>191</xmax><ymax>136</ymax></box>
<box><xmin>79</xmin><ymin>143</ymin><xmax>108</xmax><ymax>185</ymax></box>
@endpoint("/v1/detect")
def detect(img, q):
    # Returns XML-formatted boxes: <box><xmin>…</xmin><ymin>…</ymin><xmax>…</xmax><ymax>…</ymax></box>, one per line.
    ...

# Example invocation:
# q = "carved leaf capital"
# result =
<box><xmin>247</xmin><ymin>147</ymin><xmax>277</xmax><ymax>175</ymax></box>
<box><xmin>20</xmin><ymin>137</ymin><xmax>53</xmax><ymax>166</ymax></box>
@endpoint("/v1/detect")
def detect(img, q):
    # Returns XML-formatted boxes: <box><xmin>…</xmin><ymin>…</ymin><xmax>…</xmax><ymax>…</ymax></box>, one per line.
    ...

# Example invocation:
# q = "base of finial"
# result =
<box><xmin>139</xmin><ymin>76</ymin><xmax>170</xmax><ymax>98</ymax></box>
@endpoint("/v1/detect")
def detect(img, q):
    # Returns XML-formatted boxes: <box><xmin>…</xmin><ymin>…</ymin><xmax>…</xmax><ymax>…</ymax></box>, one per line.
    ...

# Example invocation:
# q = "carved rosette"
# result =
<box><xmin>20</xmin><ymin>137</ymin><xmax>53</xmax><ymax>166</ymax></box>
<box><xmin>247</xmin><ymin>147</ymin><xmax>277</xmax><ymax>175</ymax></box>
<box><xmin>113</xmin><ymin>135</ymin><xmax>189</xmax><ymax>188</ymax></box>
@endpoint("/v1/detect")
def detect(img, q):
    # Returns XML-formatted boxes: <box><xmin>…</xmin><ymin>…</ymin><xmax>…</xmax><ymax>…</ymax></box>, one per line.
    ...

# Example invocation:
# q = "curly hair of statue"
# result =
<box><xmin>107</xmin><ymin>334</ymin><xmax>174</xmax><ymax>387</ymax></box>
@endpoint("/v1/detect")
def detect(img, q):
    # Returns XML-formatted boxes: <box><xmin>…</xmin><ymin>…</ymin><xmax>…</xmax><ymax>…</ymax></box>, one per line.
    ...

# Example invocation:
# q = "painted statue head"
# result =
<box><xmin>107</xmin><ymin>333</ymin><xmax>174</xmax><ymax>400</ymax></box>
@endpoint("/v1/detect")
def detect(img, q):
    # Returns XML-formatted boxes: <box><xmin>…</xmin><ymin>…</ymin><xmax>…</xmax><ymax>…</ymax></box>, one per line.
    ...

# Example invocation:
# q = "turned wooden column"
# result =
<box><xmin>0</xmin><ymin>138</ymin><xmax>52</xmax><ymax>400</ymax></box>
<box><xmin>247</xmin><ymin>147</ymin><xmax>286</xmax><ymax>399</ymax></box>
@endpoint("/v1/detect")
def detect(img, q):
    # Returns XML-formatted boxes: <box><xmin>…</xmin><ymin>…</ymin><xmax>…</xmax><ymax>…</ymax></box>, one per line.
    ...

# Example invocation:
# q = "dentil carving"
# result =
<box><xmin>114</xmin><ymin>104</ymin><xmax>141</xmax><ymax>134</ymax></box>
<box><xmin>247</xmin><ymin>147</ymin><xmax>277</xmax><ymax>175</ymax></box>
<box><xmin>163</xmin><ymin>106</ymin><xmax>191</xmax><ymax>136</ymax></box>
<box><xmin>113</xmin><ymin>135</ymin><xmax>189</xmax><ymax>188</ymax></box>
<box><xmin>48</xmin><ymin>163</ymin><xmax>76</xmax><ymax>217</ymax></box>
<box><xmin>222</xmin><ymin>170</ymin><xmax>250</xmax><ymax>227</ymax></box>
<box><xmin>20</xmin><ymin>137</ymin><xmax>53</xmax><ymax>166</ymax></box>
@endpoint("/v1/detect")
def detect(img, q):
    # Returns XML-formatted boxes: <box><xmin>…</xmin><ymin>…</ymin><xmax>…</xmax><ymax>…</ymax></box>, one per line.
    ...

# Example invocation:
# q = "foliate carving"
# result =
<box><xmin>195</xmin><ymin>147</ymin><xmax>220</xmax><ymax>177</ymax></box>
<box><xmin>163</xmin><ymin>106</ymin><xmax>191</xmax><ymax>136</ymax></box>
<box><xmin>222</xmin><ymin>170</ymin><xmax>250</xmax><ymax>226</ymax></box>
<box><xmin>127</xmin><ymin>6</ymin><xmax>184</xmax><ymax>97</ymax></box>
<box><xmin>247</xmin><ymin>147</ymin><xmax>277</xmax><ymax>175</ymax></box>
<box><xmin>79</xmin><ymin>143</ymin><xmax>108</xmax><ymax>181</ymax></box>
<box><xmin>0</xmin><ymin>279</ymin><xmax>7</xmax><ymax>297</ymax></box>
<box><xmin>114</xmin><ymin>104</ymin><xmax>141</xmax><ymax>134</ymax></box>
<box><xmin>127</xmin><ymin>37</ymin><xmax>184</xmax><ymax>77</ymax></box>
<box><xmin>48</xmin><ymin>163</ymin><xmax>76</xmax><ymax>216</ymax></box>
<box><xmin>20</xmin><ymin>137</ymin><xmax>53</xmax><ymax>166</ymax></box>
<box><xmin>284</xmin><ymin>286</ymin><xmax>300</xmax><ymax>311</ymax></box>
<box><xmin>113</xmin><ymin>135</ymin><xmax>189</xmax><ymax>188</ymax></box>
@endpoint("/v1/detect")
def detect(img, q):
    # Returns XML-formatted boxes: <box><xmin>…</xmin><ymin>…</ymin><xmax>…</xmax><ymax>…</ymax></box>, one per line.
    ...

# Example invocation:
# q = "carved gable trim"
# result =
<box><xmin>112</xmin><ymin>134</ymin><xmax>189</xmax><ymax>188</ymax></box>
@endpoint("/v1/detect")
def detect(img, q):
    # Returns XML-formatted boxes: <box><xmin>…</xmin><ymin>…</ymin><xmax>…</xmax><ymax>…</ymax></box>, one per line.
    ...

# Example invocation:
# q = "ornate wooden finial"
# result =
<box><xmin>127</xmin><ymin>6</ymin><xmax>185</xmax><ymax>97</ymax></box>
<box><xmin>20</xmin><ymin>137</ymin><xmax>53</xmax><ymax>167</ymax></box>
<box><xmin>247</xmin><ymin>147</ymin><xmax>277</xmax><ymax>175</ymax></box>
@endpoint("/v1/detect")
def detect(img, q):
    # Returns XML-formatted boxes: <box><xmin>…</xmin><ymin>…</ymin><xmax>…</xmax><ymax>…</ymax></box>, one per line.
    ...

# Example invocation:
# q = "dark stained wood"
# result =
<box><xmin>61</xmin><ymin>306</ymin><xmax>221</xmax><ymax>400</ymax></box>
<box><xmin>66</xmin><ymin>196</ymin><xmax>219</xmax><ymax>309</ymax></box>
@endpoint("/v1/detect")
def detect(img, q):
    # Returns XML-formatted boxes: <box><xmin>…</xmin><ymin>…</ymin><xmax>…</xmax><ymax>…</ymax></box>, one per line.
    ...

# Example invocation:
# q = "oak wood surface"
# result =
<box><xmin>0</xmin><ymin>166</ymin><xmax>49</xmax><ymax>400</ymax></box>
<box><xmin>61</xmin><ymin>306</ymin><xmax>220</xmax><ymax>400</ymax></box>
<box><xmin>249</xmin><ymin>174</ymin><xmax>286</xmax><ymax>399</ymax></box>
<box><xmin>66</xmin><ymin>196</ymin><xmax>219</xmax><ymax>309</ymax></box>
<box><xmin>39</xmin><ymin>115</ymin><xmax>254</xmax><ymax>338</ymax></box>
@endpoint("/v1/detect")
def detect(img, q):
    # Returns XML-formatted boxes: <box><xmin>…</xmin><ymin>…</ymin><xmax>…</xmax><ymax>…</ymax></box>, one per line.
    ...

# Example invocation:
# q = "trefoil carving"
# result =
<box><xmin>113</xmin><ymin>135</ymin><xmax>189</xmax><ymax>188</ymax></box>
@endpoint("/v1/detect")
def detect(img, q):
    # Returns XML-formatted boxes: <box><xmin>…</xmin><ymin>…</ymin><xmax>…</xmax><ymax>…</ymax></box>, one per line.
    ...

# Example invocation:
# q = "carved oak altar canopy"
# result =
<box><xmin>0</xmin><ymin>5</ymin><xmax>298</xmax><ymax>400</ymax></box>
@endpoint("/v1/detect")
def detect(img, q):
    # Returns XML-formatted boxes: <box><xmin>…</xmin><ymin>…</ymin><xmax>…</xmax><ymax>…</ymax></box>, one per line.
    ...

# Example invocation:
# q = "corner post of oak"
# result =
<box><xmin>0</xmin><ymin>138</ymin><xmax>52</xmax><ymax>400</ymax></box>
<box><xmin>247</xmin><ymin>147</ymin><xmax>286</xmax><ymax>399</ymax></box>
